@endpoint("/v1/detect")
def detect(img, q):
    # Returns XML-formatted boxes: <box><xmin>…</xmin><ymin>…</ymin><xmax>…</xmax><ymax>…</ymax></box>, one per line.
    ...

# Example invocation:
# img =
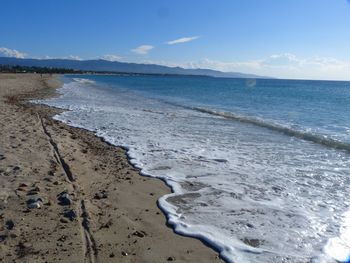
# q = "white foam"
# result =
<box><xmin>36</xmin><ymin>79</ymin><xmax>350</xmax><ymax>262</ymax></box>
<box><xmin>72</xmin><ymin>78</ymin><xmax>96</xmax><ymax>84</ymax></box>
<box><xmin>322</xmin><ymin>210</ymin><xmax>350</xmax><ymax>262</ymax></box>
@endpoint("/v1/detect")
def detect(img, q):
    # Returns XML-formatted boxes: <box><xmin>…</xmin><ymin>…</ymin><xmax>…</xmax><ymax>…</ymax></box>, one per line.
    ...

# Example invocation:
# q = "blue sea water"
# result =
<box><xmin>78</xmin><ymin>75</ymin><xmax>350</xmax><ymax>145</ymax></box>
<box><xmin>37</xmin><ymin>75</ymin><xmax>350</xmax><ymax>262</ymax></box>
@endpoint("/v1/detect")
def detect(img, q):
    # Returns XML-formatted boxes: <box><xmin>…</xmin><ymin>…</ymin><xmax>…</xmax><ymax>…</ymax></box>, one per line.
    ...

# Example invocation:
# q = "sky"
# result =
<box><xmin>1</xmin><ymin>0</ymin><xmax>350</xmax><ymax>80</ymax></box>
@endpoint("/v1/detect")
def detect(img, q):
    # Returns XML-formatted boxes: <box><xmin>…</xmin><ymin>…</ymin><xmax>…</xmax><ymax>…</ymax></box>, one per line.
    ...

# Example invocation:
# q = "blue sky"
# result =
<box><xmin>1</xmin><ymin>0</ymin><xmax>350</xmax><ymax>80</ymax></box>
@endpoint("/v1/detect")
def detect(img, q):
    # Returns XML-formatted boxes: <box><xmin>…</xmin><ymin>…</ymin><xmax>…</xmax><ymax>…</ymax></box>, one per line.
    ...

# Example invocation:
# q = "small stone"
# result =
<box><xmin>132</xmin><ymin>231</ymin><xmax>146</xmax><ymax>238</ymax></box>
<box><xmin>121</xmin><ymin>251</ymin><xmax>128</xmax><ymax>256</ymax></box>
<box><xmin>0</xmin><ymin>235</ymin><xmax>7</xmax><ymax>242</ymax></box>
<box><xmin>93</xmin><ymin>191</ymin><xmax>108</xmax><ymax>200</ymax></box>
<box><xmin>63</xmin><ymin>210</ymin><xmax>76</xmax><ymax>221</ymax></box>
<box><xmin>27</xmin><ymin>202</ymin><xmax>42</xmax><ymax>209</ymax></box>
<box><xmin>60</xmin><ymin>218</ymin><xmax>69</xmax><ymax>224</ymax></box>
<box><xmin>26</xmin><ymin>197</ymin><xmax>43</xmax><ymax>209</ymax></box>
<box><xmin>5</xmin><ymin>220</ymin><xmax>14</xmax><ymax>230</ymax></box>
<box><xmin>57</xmin><ymin>191</ymin><xmax>72</xmax><ymax>206</ymax></box>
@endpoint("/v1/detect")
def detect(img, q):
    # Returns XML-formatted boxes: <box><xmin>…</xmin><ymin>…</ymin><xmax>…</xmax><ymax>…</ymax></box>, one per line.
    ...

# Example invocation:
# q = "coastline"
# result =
<box><xmin>0</xmin><ymin>73</ymin><xmax>222</xmax><ymax>262</ymax></box>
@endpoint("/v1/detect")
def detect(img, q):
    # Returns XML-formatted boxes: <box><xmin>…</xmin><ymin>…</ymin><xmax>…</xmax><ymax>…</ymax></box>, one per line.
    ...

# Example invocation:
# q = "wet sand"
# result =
<box><xmin>0</xmin><ymin>74</ymin><xmax>223</xmax><ymax>262</ymax></box>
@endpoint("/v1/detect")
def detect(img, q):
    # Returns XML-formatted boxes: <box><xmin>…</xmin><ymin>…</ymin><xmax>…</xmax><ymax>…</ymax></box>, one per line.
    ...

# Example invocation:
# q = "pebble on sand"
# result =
<box><xmin>5</xmin><ymin>220</ymin><xmax>14</xmax><ymax>230</ymax></box>
<box><xmin>26</xmin><ymin>197</ymin><xmax>43</xmax><ymax>209</ymax></box>
<box><xmin>57</xmin><ymin>191</ymin><xmax>72</xmax><ymax>206</ymax></box>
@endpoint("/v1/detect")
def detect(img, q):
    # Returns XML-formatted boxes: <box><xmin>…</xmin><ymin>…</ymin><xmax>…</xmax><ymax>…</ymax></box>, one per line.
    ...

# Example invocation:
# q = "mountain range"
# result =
<box><xmin>0</xmin><ymin>57</ymin><xmax>267</xmax><ymax>79</ymax></box>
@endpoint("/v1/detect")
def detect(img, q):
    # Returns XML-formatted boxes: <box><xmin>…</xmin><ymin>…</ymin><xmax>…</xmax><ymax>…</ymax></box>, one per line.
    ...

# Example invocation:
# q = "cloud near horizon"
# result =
<box><xmin>166</xmin><ymin>36</ymin><xmax>200</xmax><ymax>45</ymax></box>
<box><xmin>184</xmin><ymin>53</ymin><xmax>350</xmax><ymax>80</ymax></box>
<box><xmin>100</xmin><ymin>54</ymin><xmax>121</xmax><ymax>61</ymax></box>
<box><xmin>68</xmin><ymin>55</ymin><xmax>82</xmax><ymax>60</ymax></box>
<box><xmin>38</xmin><ymin>55</ymin><xmax>82</xmax><ymax>60</ymax></box>
<box><xmin>131</xmin><ymin>45</ymin><xmax>154</xmax><ymax>55</ymax></box>
<box><xmin>0</xmin><ymin>47</ymin><xmax>26</xmax><ymax>58</ymax></box>
<box><xmin>140</xmin><ymin>53</ymin><xmax>350</xmax><ymax>80</ymax></box>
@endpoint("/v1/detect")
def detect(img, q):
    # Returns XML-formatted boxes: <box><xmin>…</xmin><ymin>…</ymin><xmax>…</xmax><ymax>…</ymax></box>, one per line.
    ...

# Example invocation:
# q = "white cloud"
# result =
<box><xmin>100</xmin><ymin>54</ymin><xmax>122</xmax><ymax>62</ymax></box>
<box><xmin>183</xmin><ymin>58</ymin><xmax>261</xmax><ymax>72</ymax></box>
<box><xmin>258</xmin><ymin>53</ymin><xmax>350</xmax><ymax>80</ymax></box>
<box><xmin>36</xmin><ymin>55</ymin><xmax>82</xmax><ymax>60</ymax></box>
<box><xmin>0</xmin><ymin>47</ymin><xmax>26</xmax><ymax>58</ymax></box>
<box><xmin>131</xmin><ymin>45</ymin><xmax>154</xmax><ymax>55</ymax></box>
<box><xmin>137</xmin><ymin>53</ymin><xmax>350</xmax><ymax>80</ymax></box>
<box><xmin>167</xmin><ymin>36</ymin><xmax>200</xmax><ymax>45</ymax></box>
<box><xmin>180</xmin><ymin>54</ymin><xmax>350</xmax><ymax>80</ymax></box>
<box><xmin>68</xmin><ymin>55</ymin><xmax>82</xmax><ymax>60</ymax></box>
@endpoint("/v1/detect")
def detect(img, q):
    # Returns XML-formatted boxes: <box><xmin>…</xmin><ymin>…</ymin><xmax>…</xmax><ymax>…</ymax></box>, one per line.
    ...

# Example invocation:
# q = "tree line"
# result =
<box><xmin>0</xmin><ymin>64</ymin><xmax>85</xmax><ymax>74</ymax></box>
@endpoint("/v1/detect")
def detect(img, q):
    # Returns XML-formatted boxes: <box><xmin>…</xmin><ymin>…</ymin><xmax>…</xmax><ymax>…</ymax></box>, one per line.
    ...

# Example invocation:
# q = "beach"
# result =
<box><xmin>0</xmin><ymin>73</ymin><xmax>222</xmax><ymax>263</ymax></box>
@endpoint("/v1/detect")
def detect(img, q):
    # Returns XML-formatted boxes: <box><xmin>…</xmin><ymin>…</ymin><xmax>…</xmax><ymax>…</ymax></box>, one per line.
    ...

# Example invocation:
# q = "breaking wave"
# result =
<box><xmin>194</xmin><ymin>107</ymin><xmax>350</xmax><ymax>153</ymax></box>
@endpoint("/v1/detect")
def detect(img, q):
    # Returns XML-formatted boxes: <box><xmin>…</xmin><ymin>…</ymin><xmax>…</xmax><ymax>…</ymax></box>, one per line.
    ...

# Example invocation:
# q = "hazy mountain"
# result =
<box><xmin>0</xmin><ymin>57</ymin><xmax>268</xmax><ymax>79</ymax></box>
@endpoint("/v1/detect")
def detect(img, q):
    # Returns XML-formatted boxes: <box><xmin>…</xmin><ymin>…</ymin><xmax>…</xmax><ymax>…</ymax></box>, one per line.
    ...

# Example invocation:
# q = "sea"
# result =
<box><xmin>37</xmin><ymin>75</ymin><xmax>350</xmax><ymax>263</ymax></box>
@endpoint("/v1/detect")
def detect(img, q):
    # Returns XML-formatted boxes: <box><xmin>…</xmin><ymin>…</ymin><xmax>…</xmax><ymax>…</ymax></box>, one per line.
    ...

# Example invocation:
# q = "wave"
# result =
<box><xmin>194</xmin><ymin>107</ymin><xmax>350</xmax><ymax>153</ymax></box>
<box><xmin>72</xmin><ymin>78</ymin><xmax>96</xmax><ymax>84</ymax></box>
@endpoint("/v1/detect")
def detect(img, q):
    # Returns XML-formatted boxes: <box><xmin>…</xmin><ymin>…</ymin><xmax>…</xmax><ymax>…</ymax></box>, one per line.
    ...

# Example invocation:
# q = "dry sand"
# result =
<box><xmin>0</xmin><ymin>74</ymin><xmax>223</xmax><ymax>263</ymax></box>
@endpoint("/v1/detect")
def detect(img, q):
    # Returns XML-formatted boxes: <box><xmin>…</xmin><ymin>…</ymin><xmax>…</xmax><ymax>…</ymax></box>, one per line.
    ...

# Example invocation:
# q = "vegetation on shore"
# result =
<box><xmin>0</xmin><ymin>64</ymin><xmax>215</xmax><ymax>78</ymax></box>
<box><xmin>0</xmin><ymin>64</ymin><xmax>85</xmax><ymax>74</ymax></box>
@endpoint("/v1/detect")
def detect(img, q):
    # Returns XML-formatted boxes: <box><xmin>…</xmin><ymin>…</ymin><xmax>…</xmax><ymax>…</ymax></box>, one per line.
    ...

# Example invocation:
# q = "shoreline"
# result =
<box><xmin>0</xmin><ymin>73</ymin><xmax>223</xmax><ymax>262</ymax></box>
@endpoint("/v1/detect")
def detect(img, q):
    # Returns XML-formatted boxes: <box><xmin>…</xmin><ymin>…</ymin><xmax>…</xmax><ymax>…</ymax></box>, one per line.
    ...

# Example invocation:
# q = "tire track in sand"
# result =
<box><xmin>37</xmin><ymin>114</ymin><xmax>98</xmax><ymax>263</ymax></box>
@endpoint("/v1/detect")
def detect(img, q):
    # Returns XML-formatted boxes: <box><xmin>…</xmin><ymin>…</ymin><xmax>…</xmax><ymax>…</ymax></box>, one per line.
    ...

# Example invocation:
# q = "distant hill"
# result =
<box><xmin>0</xmin><ymin>57</ymin><xmax>268</xmax><ymax>79</ymax></box>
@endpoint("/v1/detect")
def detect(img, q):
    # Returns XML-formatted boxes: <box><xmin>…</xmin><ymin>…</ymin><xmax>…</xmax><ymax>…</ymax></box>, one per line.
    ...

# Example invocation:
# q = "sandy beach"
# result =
<box><xmin>0</xmin><ymin>73</ymin><xmax>222</xmax><ymax>263</ymax></box>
